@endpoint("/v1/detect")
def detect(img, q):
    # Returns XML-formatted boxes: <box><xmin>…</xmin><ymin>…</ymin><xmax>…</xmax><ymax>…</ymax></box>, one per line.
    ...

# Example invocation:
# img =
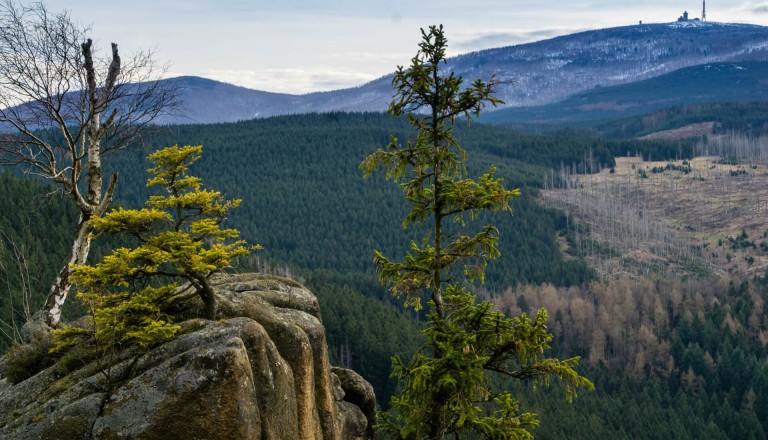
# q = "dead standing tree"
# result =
<box><xmin>0</xmin><ymin>1</ymin><xmax>178</xmax><ymax>328</ymax></box>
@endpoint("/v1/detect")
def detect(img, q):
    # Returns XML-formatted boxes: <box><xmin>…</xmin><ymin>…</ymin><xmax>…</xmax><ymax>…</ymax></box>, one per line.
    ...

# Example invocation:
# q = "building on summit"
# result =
<box><xmin>678</xmin><ymin>1</ymin><xmax>706</xmax><ymax>22</ymax></box>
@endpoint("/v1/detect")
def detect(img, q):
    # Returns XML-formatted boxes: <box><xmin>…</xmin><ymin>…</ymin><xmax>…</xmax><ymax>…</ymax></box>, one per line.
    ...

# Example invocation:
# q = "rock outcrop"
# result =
<box><xmin>0</xmin><ymin>273</ymin><xmax>376</xmax><ymax>440</ymax></box>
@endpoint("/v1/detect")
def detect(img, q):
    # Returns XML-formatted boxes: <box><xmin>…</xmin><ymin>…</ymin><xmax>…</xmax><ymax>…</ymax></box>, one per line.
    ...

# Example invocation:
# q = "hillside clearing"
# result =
<box><xmin>639</xmin><ymin>122</ymin><xmax>716</xmax><ymax>140</ymax></box>
<box><xmin>541</xmin><ymin>155</ymin><xmax>768</xmax><ymax>278</ymax></box>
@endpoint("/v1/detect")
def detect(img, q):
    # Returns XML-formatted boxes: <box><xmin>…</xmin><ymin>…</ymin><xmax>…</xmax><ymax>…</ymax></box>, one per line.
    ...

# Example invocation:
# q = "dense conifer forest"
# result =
<box><xmin>512</xmin><ymin>101</ymin><xmax>768</xmax><ymax>139</ymax></box>
<box><xmin>3</xmin><ymin>111</ymin><xmax>768</xmax><ymax>438</ymax></box>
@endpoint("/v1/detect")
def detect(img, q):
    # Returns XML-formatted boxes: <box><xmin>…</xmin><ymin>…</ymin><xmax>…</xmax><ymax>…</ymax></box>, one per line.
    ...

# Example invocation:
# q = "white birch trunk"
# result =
<box><xmin>41</xmin><ymin>40</ymin><xmax>120</xmax><ymax>327</ymax></box>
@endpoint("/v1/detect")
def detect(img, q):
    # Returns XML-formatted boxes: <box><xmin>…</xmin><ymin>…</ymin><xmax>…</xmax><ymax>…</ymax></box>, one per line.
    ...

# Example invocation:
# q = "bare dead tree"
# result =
<box><xmin>0</xmin><ymin>1</ymin><xmax>179</xmax><ymax>328</ymax></box>
<box><xmin>0</xmin><ymin>232</ymin><xmax>34</xmax><ymax>343</ymax></box>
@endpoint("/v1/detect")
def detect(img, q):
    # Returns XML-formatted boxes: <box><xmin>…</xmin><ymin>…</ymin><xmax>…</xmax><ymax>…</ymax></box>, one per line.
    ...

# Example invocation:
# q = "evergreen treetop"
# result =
<box><xmin>52</xmin><ymin>145</ymin><xmax>258</xmax><ymax>355</ymax></box>
<box><xmin>361</xmin><ymin>24</ymin><xmax>518</xmax><ymax>315</ymax></box>
<box><xmin>362</xmin><ymin>25</ymin><xmax>593</xmax><ymax>439</ymax></box>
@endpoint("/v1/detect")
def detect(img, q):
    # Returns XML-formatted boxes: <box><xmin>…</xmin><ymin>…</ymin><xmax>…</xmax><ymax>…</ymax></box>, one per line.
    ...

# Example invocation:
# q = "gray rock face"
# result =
<box><xmin>331</xmin><ymin>367</ymin><xmax>377</xmax><ymax>440</ymax></box>
<box><xmin>0</xmin><ymin>273</ymin><xmax>375</xmax><ymax>440</ymax></box>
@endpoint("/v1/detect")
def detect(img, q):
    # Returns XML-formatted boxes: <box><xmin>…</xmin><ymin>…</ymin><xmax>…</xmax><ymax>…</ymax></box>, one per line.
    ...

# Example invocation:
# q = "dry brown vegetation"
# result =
<box><xmin>541</xmin><ymin>133</ymin><xmax>768</xmax><ymax>280</ymax></box>
<box><xmin>491</xmin><ymin>133</ymin><xmax>768</xmax><ymax>382</ymax></box>
<box><xmin>493</xmin><ymin>276</ymin><xmax>768</xmax><ymax>377</ymax></box>
<box><xmin>639</xmin><ymin>122</ymin><xmax>716</xmax><ymax>140</ymax></box>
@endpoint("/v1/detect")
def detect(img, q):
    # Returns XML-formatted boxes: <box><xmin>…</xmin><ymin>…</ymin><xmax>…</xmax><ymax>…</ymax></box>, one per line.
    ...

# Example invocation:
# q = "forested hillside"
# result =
<box><xmin>0</xmin><ymin>175</ymin><xmax>77</xmax><ymax>348</ymax></box>
<box><xmin>499</xmin><ymin>276</ymin><xmax>768</xmax><ymax>439</ymax></box>
<box><xmin>3</xmin><ymin>110</ymin><xmax>768</xmax><ymax>438</ymax></box>
<box><xmin>591</xmin><ymin>101</ymin><xmax>768</xmax><ymax>139</ymax></box>
<box><xmin>111</xmin><ymin>113</ymin><xmax>600</xmax><ymax>289</ymax></box>
<box><xmin>483</xmin><ymin>62</ymin><xmax>768</xmax><ymax>125</ymax></box>
<box><xmin>502</xmin><ymin>100</ymin><xmax>768</xmax><ymax>140</ymax></box>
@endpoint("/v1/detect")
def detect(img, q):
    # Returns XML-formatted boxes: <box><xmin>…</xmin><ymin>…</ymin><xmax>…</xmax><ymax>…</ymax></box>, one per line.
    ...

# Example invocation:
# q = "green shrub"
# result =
<box><xmin>1</xmin><ymin>339</ymin><xmax>54</xmax><ymax>384</ymax></box>
<box><xmin>53</xmin><ymin>344</ymin><xmax>102</xmax><ymax>378</ymax></box>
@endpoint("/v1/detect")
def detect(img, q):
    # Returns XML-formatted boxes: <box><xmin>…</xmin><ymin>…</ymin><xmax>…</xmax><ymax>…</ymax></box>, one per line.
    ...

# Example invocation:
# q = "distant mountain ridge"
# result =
<box><xmin>482</xmin><ymin>61</ymin><xmax>768</xmax><ymax>124</ymax></box>
<box><xmin>152</xmin><ymin>21</ymin><xmax>768</xmax><ymax>124</ymax></box>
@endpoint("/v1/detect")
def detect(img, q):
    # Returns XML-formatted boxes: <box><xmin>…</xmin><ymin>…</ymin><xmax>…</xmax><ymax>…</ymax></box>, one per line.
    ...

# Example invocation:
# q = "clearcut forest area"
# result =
<box><xmin>542</xmin><ymin>133</ymin><xmax>768</xmax><ymax>279</ymax></box>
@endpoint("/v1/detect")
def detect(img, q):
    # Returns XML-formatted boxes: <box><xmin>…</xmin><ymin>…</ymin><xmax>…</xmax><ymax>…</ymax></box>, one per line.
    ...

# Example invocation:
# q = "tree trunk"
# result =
<box><xmin>198</xmin><ymin>277</ymin><xmax>217</xmax><ymax>320</ymax></box>
<box><xmin>40</xmin><ymin>40</ymin><xmax>120</xmax><ymax>327</ymax></box>
<box><xmin>43</xmin><ymin>214</ymin><xmax>93</xmax><ymax>327</ymax></box>
<box><xmin>430</xmin><ymin>63</ymin><xmax>444</xmax><ymax>320</ymax></box>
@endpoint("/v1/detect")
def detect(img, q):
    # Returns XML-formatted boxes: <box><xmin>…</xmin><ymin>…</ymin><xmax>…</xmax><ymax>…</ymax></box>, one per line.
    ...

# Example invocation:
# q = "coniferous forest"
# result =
<box><xmin>3</xmin><ymin>108</ymin><xmax>768</xmax><ymax>438</ymax></box>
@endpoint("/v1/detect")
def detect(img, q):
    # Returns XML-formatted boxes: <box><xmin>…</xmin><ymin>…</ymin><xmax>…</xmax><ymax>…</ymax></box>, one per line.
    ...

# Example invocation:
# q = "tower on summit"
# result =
<box><xmin>702</xmin><ymin>0</ymin><xmax>706</xmax><ymax>21</ymax></box>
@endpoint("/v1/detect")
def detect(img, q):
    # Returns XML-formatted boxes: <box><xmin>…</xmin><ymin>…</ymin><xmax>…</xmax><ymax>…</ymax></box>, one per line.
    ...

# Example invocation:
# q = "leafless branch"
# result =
<box><xmin>0</xmin><ymin>0</ymin><xmax>179</xmax><ymax>327</ymax></box>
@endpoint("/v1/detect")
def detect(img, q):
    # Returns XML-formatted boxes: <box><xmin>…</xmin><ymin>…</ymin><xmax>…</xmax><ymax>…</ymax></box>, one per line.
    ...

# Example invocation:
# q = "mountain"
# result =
<box><xmin>157</xmin><ymin>21</ymin><xmax>768</xmax><ymax>124</ymax></box>
<box><xmin>163</xmin><ymin>76</ymin><xmax>298</xmax><ymax>124</ymax></box>
<box><xmin>481</xmin><ymin>61</ymin><xmax>768</xmax><ymax>124</ymax></box>
<box><xmin>155</xmin><ymin>75</ymin><xmax>395</xmax><ymax>124</ymax></box>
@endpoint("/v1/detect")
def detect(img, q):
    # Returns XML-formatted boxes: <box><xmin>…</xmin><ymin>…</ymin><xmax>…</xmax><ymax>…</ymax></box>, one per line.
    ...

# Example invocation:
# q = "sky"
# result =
<box><xmin>40</xmin><ymin>1</ymin><xmax>768</xmax><ymax>94</ymax></box>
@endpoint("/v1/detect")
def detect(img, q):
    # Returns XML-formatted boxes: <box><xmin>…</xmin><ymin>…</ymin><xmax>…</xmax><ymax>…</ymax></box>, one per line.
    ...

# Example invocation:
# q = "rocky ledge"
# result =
<box><xmin>0</xmin><ymin>273</ymin><xmax>376</xmax><ymax>440</ymax></box>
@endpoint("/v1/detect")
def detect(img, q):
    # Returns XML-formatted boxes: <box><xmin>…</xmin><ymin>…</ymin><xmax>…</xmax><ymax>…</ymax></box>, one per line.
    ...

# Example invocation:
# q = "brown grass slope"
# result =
<box><xmin>541</xmin><ymin>133</ymin><xmax>768</xmax><ymax>279</ymax></box>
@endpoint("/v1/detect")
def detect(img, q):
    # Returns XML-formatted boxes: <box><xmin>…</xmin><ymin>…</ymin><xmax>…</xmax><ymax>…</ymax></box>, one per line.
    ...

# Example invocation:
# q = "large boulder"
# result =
<box><xmin>0</xmin><ymin>273</ymin><xmax>376</xmax><ymax>440</ymax></box>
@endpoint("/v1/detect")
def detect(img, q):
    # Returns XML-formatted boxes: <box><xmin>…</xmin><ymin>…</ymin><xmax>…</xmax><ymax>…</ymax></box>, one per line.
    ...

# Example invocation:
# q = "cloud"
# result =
<box><xmin>452</xmin><ymin>28</ymin><xmax>587</xmax><ymax>51</ymax></box>
<box><xmin>325</xmin><ymin>51</ymin><xmax>410</xmax><ymax>63</ymax></box>
<box><xmin>200</xmin><ymin>68</ymin><xmax>379</xmax><ymax>94</ymax></box>
<box><xmin>754</xmin><ymin>4</ymin><xmax>768</xmax><ymax>14</ymax></box>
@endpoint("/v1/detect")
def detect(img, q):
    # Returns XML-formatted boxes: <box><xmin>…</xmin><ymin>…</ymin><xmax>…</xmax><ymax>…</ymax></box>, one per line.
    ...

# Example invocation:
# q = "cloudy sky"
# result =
<box><xmin>41</xmin><ymin>1</ymin><xmax>768</xmax><ymax>94</ymax></box>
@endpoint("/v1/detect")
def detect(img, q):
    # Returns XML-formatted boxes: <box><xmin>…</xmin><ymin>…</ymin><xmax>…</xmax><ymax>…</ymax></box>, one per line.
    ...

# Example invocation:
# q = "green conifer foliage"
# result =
<box><xmin>361</xmin><ymin>25</ymin><xmax>593</xmax><ymax>439</ymax></box>
<box><xmin>52</xmin><ymin>145</ymin><xmax>257</xmax><ymax>353</ymax></box>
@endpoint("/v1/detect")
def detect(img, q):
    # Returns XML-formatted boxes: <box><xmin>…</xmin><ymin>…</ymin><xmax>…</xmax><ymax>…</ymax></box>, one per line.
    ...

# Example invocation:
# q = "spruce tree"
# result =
<box><xmin>52</xmin><ymin>145</ymin><xmax>257</xmax><ymax>353</ymax></box>
<box><xmin>361</xmin><ymin>25</ymin><xmax>593</xmax><ymax>439</ymax></box>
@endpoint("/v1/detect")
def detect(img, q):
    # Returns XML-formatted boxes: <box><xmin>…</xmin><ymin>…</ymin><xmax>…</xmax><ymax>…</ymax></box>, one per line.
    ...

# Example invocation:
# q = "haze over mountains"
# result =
<box><xmin>160</xmin><ymin>21</ymin><xmax>768</xmax><ymax>125</ymax></box>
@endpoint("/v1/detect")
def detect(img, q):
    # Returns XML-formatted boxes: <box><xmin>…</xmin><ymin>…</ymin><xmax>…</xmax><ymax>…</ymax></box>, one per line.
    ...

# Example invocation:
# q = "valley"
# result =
<box><xmin>3</xmin><ymin>13</ymin><xmax>768</xmax><ymax>439</ymax></box>
<box><xmin>5</xmin><ymin>109</ymin><xmax>768</xmax><ymax>440</ymax></box>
